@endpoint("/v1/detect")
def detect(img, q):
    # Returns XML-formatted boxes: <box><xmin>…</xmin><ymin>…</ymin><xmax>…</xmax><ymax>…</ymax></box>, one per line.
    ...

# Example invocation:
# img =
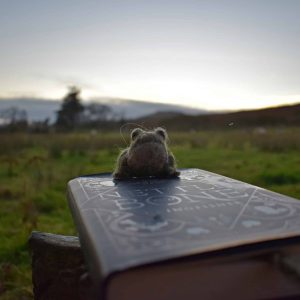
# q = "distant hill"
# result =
<box><xmin>1</xmin><ymin>97</ymin><xmax>298</xmax><ymax>129</ymax></box>
<box><xmin>134</xmin><ymin>103</ymin><xmax>300</xmax><ymax>130</ymax></box>
<box><xmin>0</xmin><ymin>97</ymin><xmax>207</xmax><ymax>122</ymax></box>
<box><xmin>90</xmin><ymin>97</ymin><xmax>208</xmax><ymax>119</ymax></box>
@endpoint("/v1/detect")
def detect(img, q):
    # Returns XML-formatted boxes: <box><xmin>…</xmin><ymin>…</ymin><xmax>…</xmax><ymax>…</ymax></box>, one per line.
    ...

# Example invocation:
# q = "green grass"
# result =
<box><xmin>0</xmin><ymin>128</ymin><xmax>300</xmax><ymax>299</ymax></box>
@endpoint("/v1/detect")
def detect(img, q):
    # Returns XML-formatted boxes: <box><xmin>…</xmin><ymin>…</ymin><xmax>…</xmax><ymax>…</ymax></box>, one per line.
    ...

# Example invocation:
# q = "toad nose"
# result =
<box><xmin>139</xmin><ymin>135</ymin><xmax>154</xmax><ymax>143</ymax></box>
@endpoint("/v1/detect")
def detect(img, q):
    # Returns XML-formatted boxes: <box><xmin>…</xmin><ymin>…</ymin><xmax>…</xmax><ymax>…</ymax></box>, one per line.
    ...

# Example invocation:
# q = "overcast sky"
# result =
<box><xmin>1</xmin><ymin>0</ymin><xmax>300</xmax><ymax>110</ymax></box>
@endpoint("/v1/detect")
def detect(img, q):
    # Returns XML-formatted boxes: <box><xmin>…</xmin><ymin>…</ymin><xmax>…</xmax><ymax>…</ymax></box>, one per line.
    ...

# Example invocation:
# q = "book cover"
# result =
<box><xmin>67</xmin><ymin>168</ymin><xmax>300</xmax><ymax>299</ymax></box>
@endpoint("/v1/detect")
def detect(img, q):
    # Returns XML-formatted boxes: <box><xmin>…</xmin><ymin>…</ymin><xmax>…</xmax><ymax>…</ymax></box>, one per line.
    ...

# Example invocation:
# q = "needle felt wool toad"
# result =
<box><xmin>113</xmin><ymin>127</ymin><xmax>180</xmax><ymax>179</ymax></box>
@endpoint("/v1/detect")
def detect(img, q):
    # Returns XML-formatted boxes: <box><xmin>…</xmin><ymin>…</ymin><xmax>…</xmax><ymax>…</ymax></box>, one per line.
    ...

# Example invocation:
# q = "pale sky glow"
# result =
<box><xmin>1</xmin><ymin>0</ymin><xmax>300</xmax><ymax>110</ymax></box>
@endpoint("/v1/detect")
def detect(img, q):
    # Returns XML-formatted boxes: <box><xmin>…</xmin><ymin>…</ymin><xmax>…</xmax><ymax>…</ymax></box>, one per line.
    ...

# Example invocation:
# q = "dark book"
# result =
<box><xmin>67</xmin><ymin>168</ymin><xmax>300</xmax><ymax>300</ymax></box>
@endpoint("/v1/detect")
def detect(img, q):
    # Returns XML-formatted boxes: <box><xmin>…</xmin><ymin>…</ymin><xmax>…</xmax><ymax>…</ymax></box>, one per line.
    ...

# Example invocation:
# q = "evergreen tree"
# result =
<box><xmin>55</xmin><ymin>86</ymin><xmax>84</xmax><ymax>130</ymax></box>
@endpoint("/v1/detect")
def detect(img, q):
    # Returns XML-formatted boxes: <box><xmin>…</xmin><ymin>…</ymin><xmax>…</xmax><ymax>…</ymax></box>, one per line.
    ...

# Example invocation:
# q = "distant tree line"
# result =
<box><xmin>1</xmin><ymin>87</ymin><xmax>299</xmax><ymax>133</ymax></box>
<box><xmin>0</xmin><ymin>106</ymin><xmax>29</xmax><ymax>132</ymax></box>
<box><xmin>0</xmin><ymin>87</ymin><xmax>121</xmax><ymax>133</ymax></box>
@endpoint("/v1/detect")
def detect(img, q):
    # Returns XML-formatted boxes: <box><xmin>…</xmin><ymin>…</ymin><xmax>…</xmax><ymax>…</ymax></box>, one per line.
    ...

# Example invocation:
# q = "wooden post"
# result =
<box><xmin>29</xmin><ymin>231</ymin><xmax>96</xmax><ymax>300</ymax></box>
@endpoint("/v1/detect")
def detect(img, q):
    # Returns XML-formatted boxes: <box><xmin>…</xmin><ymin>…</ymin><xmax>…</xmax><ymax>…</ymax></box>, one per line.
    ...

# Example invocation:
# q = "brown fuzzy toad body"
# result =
<box><xmin>113</xmin><ymin>127</ymin><xmax>180</xmax><ymax>179</ymax></box>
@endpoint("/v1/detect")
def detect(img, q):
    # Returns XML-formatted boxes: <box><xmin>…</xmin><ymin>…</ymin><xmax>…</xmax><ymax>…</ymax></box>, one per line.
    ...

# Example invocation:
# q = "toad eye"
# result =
<box><xmin>131</xmin><ymin>128</ymin><xmax>144</xmax><ymax>140</ymax></box>
<box><xmin>155</xmin><ymin>127</ymin><xmax>167</xmax><ymax>140</ymax></box>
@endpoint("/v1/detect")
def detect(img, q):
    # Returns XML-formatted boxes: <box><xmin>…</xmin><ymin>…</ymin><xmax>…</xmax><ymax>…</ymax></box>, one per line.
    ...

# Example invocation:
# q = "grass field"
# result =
<box><xmin>1</xmin><ymin>128</ymin><xmax>300</xmax><ymax>299</ymax></box>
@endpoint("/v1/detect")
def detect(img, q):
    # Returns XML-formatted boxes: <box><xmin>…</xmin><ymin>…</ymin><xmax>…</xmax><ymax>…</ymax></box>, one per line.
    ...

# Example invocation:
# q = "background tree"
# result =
<box><xmin>55</xmin><ymin>86</ymin><xmax>84</xmax><ymax>130</ymax></box>
<box><xmin>80</xmin><ymin>103</ymin><xmax>114</xmax><ymax>130</ymax></box>
<box><xmin>83</xmin><ymin>103</ymin><xmax>113</xmax><ymax>122</ymax></box>
<box><xmin>0</xmin><ymin>106</ymin><xmax>28</xmax><ymax>132</ymax></box>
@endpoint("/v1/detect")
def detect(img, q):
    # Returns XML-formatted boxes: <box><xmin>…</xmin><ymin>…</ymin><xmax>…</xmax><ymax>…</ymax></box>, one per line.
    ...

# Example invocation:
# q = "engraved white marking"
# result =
<box><xmin>146</xmin><ymin>196</ymin><xmax>182</xmax><ymax>206</ymax></box>
<box><xmin>152</xmin><ymin>188</ymin><xmax>164</xmax><ymax>194</ymax></box>
<box><xmin>78</xmin><ymin>180</ymin><xmax>92</xmax><ymax>205</ymax></box>
<box><xmin>187</xmin><ymin>227</ymin><xmax>210</xmax><ymax>235</ymax></box>
<box><xmin>229</xmin><ymin>189</ymin><xmax>257</xmax><ymax>230</ymax></box>
<box><xmin>114</xmin><ymin>198</ymin><xmax>144</xmax><ymax>210</ymax></box>
<box><xmin>254</xmin><ymin>206</ymin><xmax>288</xmax><ymax>215</ymax></box>
<box><xmin>105</xmin><ymin>192</ymin><xmax>121</xmax><ymax>198</ymax></box>
<box><xmin>242</xmin><ymin>220</ymin><xmax>261</xmax><ymax>228</ymax></box>
<box><xmin>120</xmin><ymin>219</ymin><xmax>169</xmax><ymax>232</ymax></box>
<box><xmin>100</xmin><ymin>181</ymin><xmax>115</xmax><ymax>187</ymax></box>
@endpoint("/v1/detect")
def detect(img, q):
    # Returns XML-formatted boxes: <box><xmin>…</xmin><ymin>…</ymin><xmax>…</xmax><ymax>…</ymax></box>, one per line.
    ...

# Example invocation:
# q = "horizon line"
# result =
<box><xmin>0</xmin><ymin>94</ymin><xmax>300</xmax><ymax>112</ymax></box>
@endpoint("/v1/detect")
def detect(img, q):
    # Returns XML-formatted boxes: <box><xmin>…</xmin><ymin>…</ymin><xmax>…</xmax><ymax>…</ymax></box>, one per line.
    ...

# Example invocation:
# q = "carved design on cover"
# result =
<box><xmin>75</xmin><ymin>169</ymin><xmax>300</xmax><ymax>269</ymax></box>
